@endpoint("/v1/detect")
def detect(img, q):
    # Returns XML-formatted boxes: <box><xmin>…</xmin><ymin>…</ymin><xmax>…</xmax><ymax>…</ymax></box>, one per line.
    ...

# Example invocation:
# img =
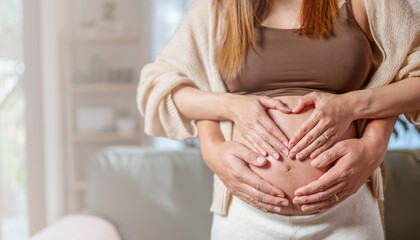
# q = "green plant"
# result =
<box><xmin>392</xmin><ymin>115</ymin><xmax>420</xmax><ymax>138</ymax></box>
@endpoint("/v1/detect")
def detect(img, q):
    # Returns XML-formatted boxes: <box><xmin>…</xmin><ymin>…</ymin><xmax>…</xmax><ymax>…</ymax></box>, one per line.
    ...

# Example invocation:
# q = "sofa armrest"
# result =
<box><xmin>29</xmin><ymin>214</ymin><xmax>121</xmax><ymax>240</ymax></box>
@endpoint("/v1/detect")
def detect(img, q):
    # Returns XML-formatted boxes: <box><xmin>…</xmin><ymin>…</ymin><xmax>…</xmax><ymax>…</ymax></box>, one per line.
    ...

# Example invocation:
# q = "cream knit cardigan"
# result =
<box><xmin>137</xmin><ymin>0</ymin><xmax>420</xmax><ymax>215</ymax></box>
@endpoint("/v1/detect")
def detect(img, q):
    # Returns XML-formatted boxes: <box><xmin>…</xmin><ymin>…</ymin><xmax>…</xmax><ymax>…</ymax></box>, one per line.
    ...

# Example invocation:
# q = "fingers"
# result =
<box><xmin>243</xmin><ymin>133</ymin><xmax>269</xmax><ymax>160</ymax></box>
<box><xmin>258</xmin><ymin>96</ymin><xmax>292</xmax><ymax>114</ymax></box>
<box><xmin>234</xmin><ymin>192</ymin><xmax>268</xmax><ymax>212</ymax></box>
<box><xmin>294</xmin><ymin>163</ymin><xmax>347</xmax><ymax>196</ymax></box>
<box><xmin>293</xmin><ymin>128</ymin><xmax>336</xmax><ymax>161</ymax></box>
<box><xmin>247</xmin><ymin>124</ymin><xmax>282</xmax><ymax>160</ymax></box>
<box><xmin>288</xmin><ymin>121</ymin><xmax>325</xmax><ymax>159</ymax></box>
<box><xmin>229</xmin><ymin>144</ymin><xmax>287</xmax><ymax>196</ymax></box>
<box><xmin>241</xmin><ymin>183</ymin><xmax>289</xmax><ymax>208</ymax></box>
<box><xmin>232</xmin><ymin>141</ymin><xmax>267</xmax><ymax>167</ymax></box>
<box><xmin>300</xmin><ymin>192</ymin><xmax>344</xmax><ymax>212</ymax></box>
<box><xmin>242</xmin><ymin>168</ymin><xmax>287</xmax><ymax>198</ymax></box>
<box><xmin>226</xmin><ymin>152</ymin><xmax>290</xmax><ymax>213</ymax></box>
<box><xmin>230</xmin><ymin>161</ymin><xmax>286</xmax><ymax>198</ymax></box>
<box><xmin>291</xmin><ymin>92</ymin><xmax>318</xmax><ymax>113</ymax></box>
<box><xmin>236</xmin><ymin>192</ymin><xmax>282</xmax><ymax>213</ymax></box>
<box><xmin>309</xmin><ymin>141</ymin><xmax>332</xmax><ymax>159</ymax></box>
<box><xmin>292</xmin><ymin>181</ymin><xmax>345</xmax><ymax>205</ymax></box>
<box><xmin>255</xmin><ymin>117</ymin><xmax>290</xmax><ymax>154</ymax></box>
<box><xmin>288</xmin><ymin>115</ymin><xmax>319</xmax><ymax>151</ymax></box>
<box><xmin>310</xmin><ymin>142</ymin><xmax>345</xmax><ymax>168</ymax></box>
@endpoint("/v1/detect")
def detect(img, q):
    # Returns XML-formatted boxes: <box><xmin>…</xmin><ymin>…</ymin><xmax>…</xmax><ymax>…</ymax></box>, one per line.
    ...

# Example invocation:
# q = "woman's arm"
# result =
<box><xmin>172</xmin><ymin>85</ymin><xmax>293</xmax><ymax>159</ymax></box>
<box><xmin>196</xmin><ymin>119</ymin><xmax>289</xmax><ymax>213</ymax></box>
<box><xmin>351</xmin><ymin>76</ymin><xmax>420</xmax><ymax>119</ymax></box>
<box><xmin>171</xmin><ymin>84</ymin><xmax>231</xmax><ymax>121</ymax></box>
<box><xmin>286</xmin><ymin>76</ymin><xmax>420</xmax><ymax>160</ymax></box>
<box><xmin>291</xmin><ymin>115</ymin><xmax>398</xmax><ymax>212</ymax></box>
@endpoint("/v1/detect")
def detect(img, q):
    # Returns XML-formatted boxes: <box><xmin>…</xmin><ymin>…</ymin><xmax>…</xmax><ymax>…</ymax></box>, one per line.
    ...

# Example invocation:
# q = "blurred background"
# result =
<box><xmin>0</xmin><ymin>0</ymin><xmax>419</xmax><ymax>239</ymax></box>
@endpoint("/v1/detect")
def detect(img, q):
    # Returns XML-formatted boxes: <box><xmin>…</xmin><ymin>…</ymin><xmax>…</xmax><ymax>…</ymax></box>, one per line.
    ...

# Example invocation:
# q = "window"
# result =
<box><xmin>0</xmin><ymin>0</ymin><xmax>29</xmax><ymax>239</ymax></box>
<box><xmin>388</xmin><ymin>115</ymin><xmax>420</xmax><ymax>149</ymax></box>
<box><xmin>150</xmin><ymin>0</ymin><xmax>197</xmax><ymax>149</ymax></box>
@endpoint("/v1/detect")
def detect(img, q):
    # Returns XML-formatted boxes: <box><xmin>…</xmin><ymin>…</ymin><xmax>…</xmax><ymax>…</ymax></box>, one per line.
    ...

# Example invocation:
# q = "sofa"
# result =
<box><xmin>30</xmin><ymin>146</ymin><xmax>420</xmax><ymax>240</ymax></box>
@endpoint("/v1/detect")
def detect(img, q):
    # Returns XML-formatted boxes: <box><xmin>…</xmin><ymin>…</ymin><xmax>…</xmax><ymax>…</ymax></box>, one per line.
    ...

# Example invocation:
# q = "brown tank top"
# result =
<box><xmin>224</xmin><ymin>0</ymin><xmax>375</xmax><ymax>97</ymax></box>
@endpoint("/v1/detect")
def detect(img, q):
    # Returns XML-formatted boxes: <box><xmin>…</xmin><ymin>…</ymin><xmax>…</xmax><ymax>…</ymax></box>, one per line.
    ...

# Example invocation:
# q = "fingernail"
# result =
<box><xmin>274</xmin><ymin>207</ymin><xmax>281</xmax><ymax>212</ymax></box>
<box><xmin>271</xmin><ymin>152</ymin><xmax>279</xmax><ymax>160</ymax></box>
<box><xmin>282</xmin><ymin>149</ymin><xmax>288</xmax><ymax>156</ymax></box>
<box><xmin>262</xmin><ymin>208</ymin><xmax>268</xmax><ymax>212</ymax></box>
<box><xmin>296</xmin><ymin>153</ymin><xmax>304</xmax><ymax>160</ymax></box>
<box><xmin>288</xmin><ymin>152</ymin><xmax>296</xmax><ymax>159</ymax></box>
<box><xmin>302</xmin><ymin>206</ymin><xmax>309</xmax><ymax>211</ymax></box>
<box><xmin>293</xmin><ymin>198</ymin><xmax>301</xmax><ymax>204</ymax></box>
<box><xmin>255</xmin><ymin>156</ymin><xmax>266</xmax><ymax>165</ymax></box>
<box><xmin>295</xmin><ymin>191</ymin><xmax>303</xmax><ymax>196</ymax></box>
<box><xmin>281</xmin><ymin>201</ymin><xmax>289</xmax><ymax>206</ymax></box>
<box><xmin>311</xmin><ymin>158</ymin><xmax>321</xmax><ymax>167</ymax></box>
<box><xmin>283</xmin><ymin>141</ymin><xmax>290</xmax><ymax>149</ymax></box>
<box><xmin>260</xmin><ymin>150</ymin><xmax>267</xmax><ymax>156</ymax></box>
<box><xmin>276</xmin><ymin>194</ymin><xmax>284</xmax><ymax>198</ymax></box>
<box><xmin>285</xmin><ymin>106</ymin><xmax>292</xmax><ymax>112</ymax></box>
<box><xmin>310</xmin><ymin>152</ymin><xmax>316</xmax><ymax>159</ymax></box>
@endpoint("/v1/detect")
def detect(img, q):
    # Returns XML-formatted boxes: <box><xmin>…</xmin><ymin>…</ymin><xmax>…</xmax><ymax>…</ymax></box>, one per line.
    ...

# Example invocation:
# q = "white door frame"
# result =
<box><xmin>23</xmin><ymin>0</ymin><xmax>47</xmax><ymax>234</ymax></box>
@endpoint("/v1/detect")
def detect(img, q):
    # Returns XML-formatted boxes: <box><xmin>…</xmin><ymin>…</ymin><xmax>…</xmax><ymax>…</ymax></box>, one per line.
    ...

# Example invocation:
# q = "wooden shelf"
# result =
<box><xmin>73</xmin><ymin>132</ymin><xmax>141</xmax><ymax>142</ymax></box>
<box><xmin>69</xmin><ymin>34</ymin><xmax>140</xmax><ymax>44</ymax></box>
<box><xmin>72</xmin><ymin>82</ymin><xmax>138</xmax><ymax>93</ymax></box>
<box><xmin>63</xmin><ymin>24</ymin><xmax>146</xmax><ymax>213</ymax></box>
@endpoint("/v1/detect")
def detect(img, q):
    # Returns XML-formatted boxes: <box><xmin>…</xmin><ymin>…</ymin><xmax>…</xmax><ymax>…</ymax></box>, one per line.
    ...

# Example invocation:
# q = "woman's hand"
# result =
<box><xmin>291</xmin><ymin>135</ymin><xmax>387</xmax><ymax>212</ymax></box>
<box><xmin>225</xmin><ymin>94</ymin><xmax>293</xmax><ymax>160</ymax></box>
<box><xmin>201</xmin><ymin>139</ymin><xmax>290</xmax><ymax>213</ymax></box>
<box><xmin>287</xmin><ymin>91</ymin><xmax>356</xmax><ymax>160</ymax></box>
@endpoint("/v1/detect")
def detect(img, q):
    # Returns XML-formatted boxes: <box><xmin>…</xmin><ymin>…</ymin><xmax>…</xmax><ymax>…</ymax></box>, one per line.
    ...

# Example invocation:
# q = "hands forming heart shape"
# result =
<box><xmin>285</xmin><ymin>91</ymin><xmax>355</xmax><ymax>163</ymax></box>
<box><xmin>243</xmin><ymin>91</ymin><xmax>355</xmax><ymax>164</ymax></box>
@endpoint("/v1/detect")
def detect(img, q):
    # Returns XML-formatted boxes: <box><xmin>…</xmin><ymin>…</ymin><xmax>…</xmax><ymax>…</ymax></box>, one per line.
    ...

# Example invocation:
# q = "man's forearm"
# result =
<box><xmin>196</xmin><ymin>119</ymin><xmax>226</xmax><ymax>171</ymax></box>
<box><xmin>197</xmin><ymin>119</ymin><xmax>225</xmax><ymax>145</ymax></box>
<box><xmin>361</xmin><ymin>116</ymin><xmax>398</xmax><ymax>144</ymax></box>
<box><xmin>196</xmin><ymin>119</ymin><xmax>225</xmax><ymax>158</ymax></box>
<box><xmin>360</xmin><ymin>115</ymin><xmax>399</xmax><ymax>165</ymax></box>
<box><xmin>172</xmin><ymin>84</ymin><xmax>232</xmax><ymax>121</ymax></box>
<box><xmin>350</xmin><ymin>77</ymin><xmax>420</xmax><ymax>120</ymax></box>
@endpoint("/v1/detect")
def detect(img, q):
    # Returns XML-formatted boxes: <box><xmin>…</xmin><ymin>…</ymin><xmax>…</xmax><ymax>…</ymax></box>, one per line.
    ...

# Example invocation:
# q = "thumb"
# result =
<box><xmin>292</xmin><ymin>93</ymin><xmax>317</xmax><ymax>113</ymax></box>
<box><xmin>258</xmin><ymin>96</ymin><xmax>292</xmax><ymax>113</ymax></box>
<box><xmin>233</xmin><ymin>142</ymin><xmax>268</xmax><ymax>167</ymax></box>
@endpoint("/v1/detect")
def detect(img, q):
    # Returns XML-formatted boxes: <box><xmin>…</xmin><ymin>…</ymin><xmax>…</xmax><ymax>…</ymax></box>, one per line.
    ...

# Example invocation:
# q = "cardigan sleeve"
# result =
<box><xmin>137</xmin><ymin>0</ymin><xmax>213</xmax><ymax>141</ymax></box>
<box><xmin>393</xmin><ymin>0</ymin><xmax>420</xmax><ymax>127</ymax></box>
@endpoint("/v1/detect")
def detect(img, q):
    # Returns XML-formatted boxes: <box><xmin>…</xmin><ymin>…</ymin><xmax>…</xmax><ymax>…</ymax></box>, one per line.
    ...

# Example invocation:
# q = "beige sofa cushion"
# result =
<box><xmin>82</xmin><ymin>146</ymin><xmax>213</xmax><ymax>240</ymax></box>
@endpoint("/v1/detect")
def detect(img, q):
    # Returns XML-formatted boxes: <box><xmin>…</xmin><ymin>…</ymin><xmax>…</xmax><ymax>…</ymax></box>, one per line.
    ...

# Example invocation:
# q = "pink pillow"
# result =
<box><xmin>30</xmin><ymin>214</ymin><xmax>121</xmax><ymax>240</ymax></box>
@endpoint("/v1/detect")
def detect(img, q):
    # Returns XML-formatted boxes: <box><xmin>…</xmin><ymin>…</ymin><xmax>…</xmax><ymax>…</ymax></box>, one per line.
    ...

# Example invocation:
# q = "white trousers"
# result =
<box><xmin>211</xmin><ymin>182</ymin><xmax>384</xmax><ymax>240</ymax></box>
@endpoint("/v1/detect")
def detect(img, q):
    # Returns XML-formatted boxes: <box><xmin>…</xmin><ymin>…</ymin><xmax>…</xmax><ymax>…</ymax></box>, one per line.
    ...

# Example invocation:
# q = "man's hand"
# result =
<box><xmin>291</xmin><ymin>136</ymin><xmax>386</xmax><ymax>212</ymax></box>
<box><xmin>201</xmin><ymin>139</ymin><xmax>290</xmax><ymax>213</ymax></box>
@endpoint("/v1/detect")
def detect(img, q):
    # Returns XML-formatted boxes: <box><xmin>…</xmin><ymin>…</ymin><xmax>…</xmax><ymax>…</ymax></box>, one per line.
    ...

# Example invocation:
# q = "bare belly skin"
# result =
<box><xmin>231</xmin><ymin>95</ymin><xmax>358</xmax><ymax>216</ymax></box>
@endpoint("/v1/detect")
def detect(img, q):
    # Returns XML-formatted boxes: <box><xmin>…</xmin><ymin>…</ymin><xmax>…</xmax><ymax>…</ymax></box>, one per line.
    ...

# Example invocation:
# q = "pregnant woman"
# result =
<box><xmin>222</xmin><ymin>0</ymin><xmax>371</xmax><ymax>216</ymax></box>
<box><xmin>137</xmin><ymin>0</ymin><xmax>420</xmax><ymax>238</ymax></box>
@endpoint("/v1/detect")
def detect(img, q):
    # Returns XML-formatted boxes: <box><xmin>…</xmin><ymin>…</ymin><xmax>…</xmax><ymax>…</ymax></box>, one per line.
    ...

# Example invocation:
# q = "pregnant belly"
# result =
<box><xmin>231</xmin><ymin>95</ymin><xmax>358</xmax><ymax>216</ymax></box>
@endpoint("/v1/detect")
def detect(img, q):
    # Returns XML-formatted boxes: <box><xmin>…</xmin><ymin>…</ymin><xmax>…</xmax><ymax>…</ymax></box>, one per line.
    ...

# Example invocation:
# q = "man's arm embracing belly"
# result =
<box><xmin>231</xmin><ymin>95</ymin><xmax>358</xmax><ymax>216</ymax></box>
